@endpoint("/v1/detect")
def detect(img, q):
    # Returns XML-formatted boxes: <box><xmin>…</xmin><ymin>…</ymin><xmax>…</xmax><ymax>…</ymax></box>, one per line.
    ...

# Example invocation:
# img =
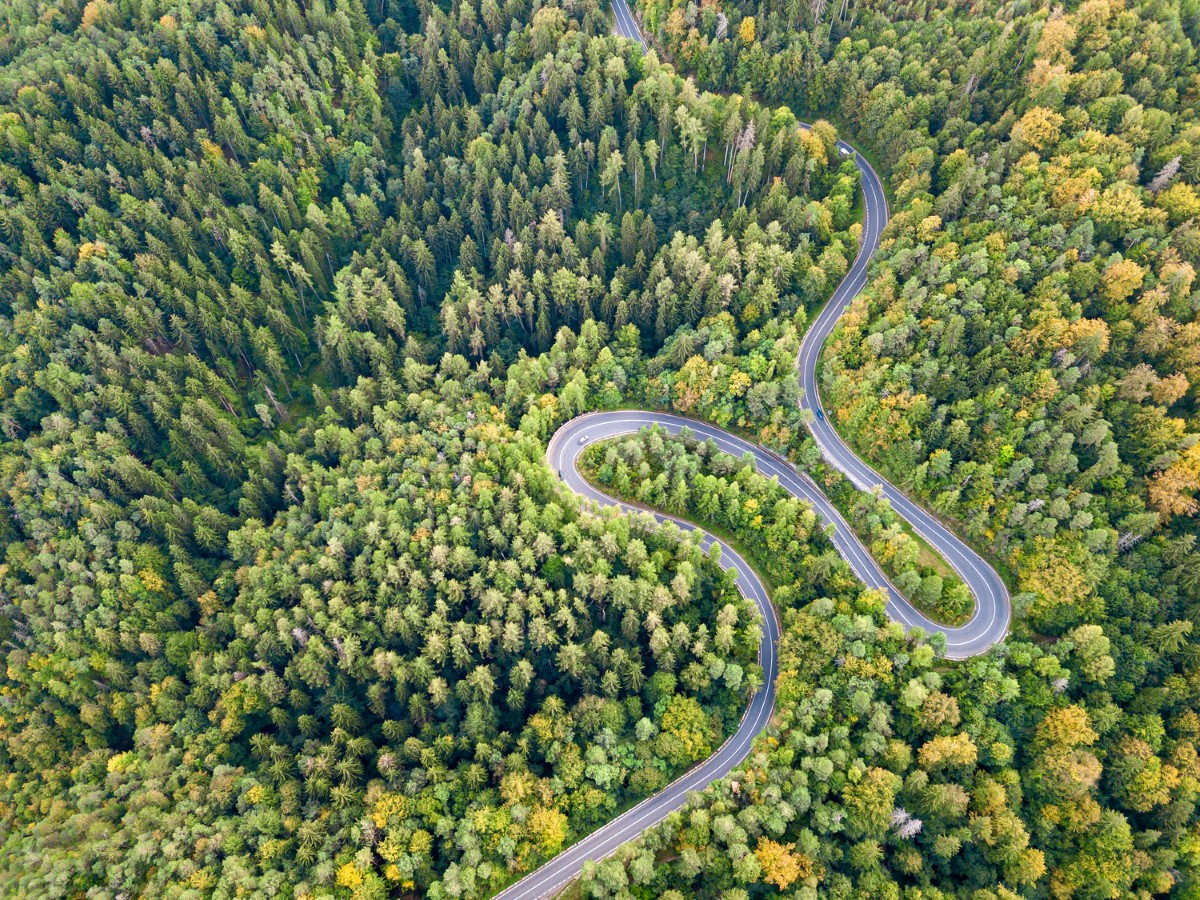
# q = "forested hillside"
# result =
<box><xmin>0</xmin><ymin>0</ymin><xmax>851</xmax><ymax>893</ymax></box>
<box><xmin>576</xmin><ymin>0</ymin><xmax>1200</xmax><ymax>896</ymax></box>
<box><xmin>0</xmin><ymin>0</ymin><xmax>1197</xmax><ymax>895</ymax></box>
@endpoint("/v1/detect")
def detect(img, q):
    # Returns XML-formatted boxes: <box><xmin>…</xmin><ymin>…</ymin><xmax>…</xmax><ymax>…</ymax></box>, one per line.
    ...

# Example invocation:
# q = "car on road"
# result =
<box><xmin>815</xmin><ymin>409</ymin><xmax>824</xmax><ymax>421</ymax></box>
<box><xmin>578</xmin><ymin>435</ymin><xmax>588</xmax><ymax>444</ymax></box>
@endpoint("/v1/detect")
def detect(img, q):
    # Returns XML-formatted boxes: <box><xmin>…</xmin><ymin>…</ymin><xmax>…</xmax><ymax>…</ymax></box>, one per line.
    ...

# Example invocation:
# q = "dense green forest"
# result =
<box><xmin>574</xmin><ymin>0</ymin><xmax>1200</xmax><ymax>896</ymax></box>
<box><xmin>0</xmin><ymin>0</ymin><xmax>1197</xmax><ymax>895</ymax></box>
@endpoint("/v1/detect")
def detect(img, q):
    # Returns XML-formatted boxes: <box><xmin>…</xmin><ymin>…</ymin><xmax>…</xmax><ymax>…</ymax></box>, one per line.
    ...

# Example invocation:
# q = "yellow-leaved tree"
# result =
<box><xmin>754</xmin><ymin>837</ymin><xmax>817</xmax><ymax>890</ymax></box>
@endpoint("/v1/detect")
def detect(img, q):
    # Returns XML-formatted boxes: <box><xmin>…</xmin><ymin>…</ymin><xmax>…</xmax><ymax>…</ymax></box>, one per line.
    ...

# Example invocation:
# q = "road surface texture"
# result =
<box><xmin>492</xmin><ymin>31</ymin><xmax>1011</xmax><ymax>899</ymax></box>
<box><xmin>610</xmin><ymin>0</ymin><xmax>647</xmax><ymax>49</ymax></box>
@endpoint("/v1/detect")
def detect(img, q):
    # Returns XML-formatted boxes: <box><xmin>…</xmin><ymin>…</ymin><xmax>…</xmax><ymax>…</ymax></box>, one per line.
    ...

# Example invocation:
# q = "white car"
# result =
<box><xmin>578</xmin><ymin>436</ymin><xmax>588</xmax><ymax>444</ymax></box>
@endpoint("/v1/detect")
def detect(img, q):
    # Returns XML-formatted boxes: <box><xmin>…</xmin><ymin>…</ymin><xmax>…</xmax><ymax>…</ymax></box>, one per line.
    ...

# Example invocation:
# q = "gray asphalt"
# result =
<box><xmin>611</xmin><ymin>0</ymin><xmax>647</xmax><ymax>49</ymax></box>
<box><xmin>489</xmin><ymin>120</ymin><xmax>1011</xmax><ymax>900</ymax></box>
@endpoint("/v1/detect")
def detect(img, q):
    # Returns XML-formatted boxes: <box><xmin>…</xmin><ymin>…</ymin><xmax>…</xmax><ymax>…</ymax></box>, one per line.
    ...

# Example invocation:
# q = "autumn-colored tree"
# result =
<box><xmin>1149</xmin><ymin>443</ymin><xmax>1200</xmax><ymax>517</ymax></box>
<box><xmin>754</xmin><ymin>838</ymin><xmax>815</xmax><ymax>890</ymax></box>
<box><xmin>1012</xmin><ymin>107</ymin><xmax>1065</xmax><ymax>151</ymax></box>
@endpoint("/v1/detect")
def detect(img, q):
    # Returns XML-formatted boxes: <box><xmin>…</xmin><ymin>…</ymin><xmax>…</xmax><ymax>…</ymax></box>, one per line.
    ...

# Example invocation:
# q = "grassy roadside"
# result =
<box><xmin>902</xmin><ymin>518</ymin><xmax>959</xmax><ymax>583</ymax></box>
<box><xmin>814</xmin><ymin>463</ymin><xmax>974</xmax><ymax>627</ymax></box>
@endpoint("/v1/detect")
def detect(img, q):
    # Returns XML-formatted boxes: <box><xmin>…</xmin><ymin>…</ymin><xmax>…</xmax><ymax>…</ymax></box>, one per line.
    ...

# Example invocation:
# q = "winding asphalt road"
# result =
<box><xmin>794</xmin><ymin>138</ymin><xmax>1011</xmax><ymax>657</ymax></box>
<box><xmin>493</xmin><ymin>420</ymin><xmax>778</xmax><ymax>900</ymax></box>
<box><xmin>492</xmin><ymin>23</ymin><xmax>1010</xmax><ymax>899</ymax></box>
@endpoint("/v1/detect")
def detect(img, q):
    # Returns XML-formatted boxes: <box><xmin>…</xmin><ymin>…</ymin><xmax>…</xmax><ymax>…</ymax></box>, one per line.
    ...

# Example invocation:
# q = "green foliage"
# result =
<box><xmin>1</xmin><ymin>359</ymin><xmax>763</xmax><ymax>896</ymax></box>
<box><xmin>596</xmin><ymin>0</ymin><xmax>1200</xmax><ymax>892</ymax></box>
<box><xmin>1</xmin><ymin>0</ymin><xmax>1199</xmax><ymax>895</ymax></box>
<box><xmin>584</xmin><ymin>427</ymin><xmax>972</xmax><ymax>622</ymax></box>
<box><xmin>583</xmin><ymin>425</ymin><xmax>839</xmax><ymax>602</ymax></box>
<box><xmin>579</xmin><ymin>479</ymin><xmax>1200</xmax><ymax>900</ymax></box>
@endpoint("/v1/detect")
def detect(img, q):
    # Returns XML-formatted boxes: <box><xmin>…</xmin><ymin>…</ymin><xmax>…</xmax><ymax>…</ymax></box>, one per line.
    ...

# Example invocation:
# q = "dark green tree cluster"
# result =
<box><xmin>0</xmin><ymin>0</ymin><xmax>794</xmax><ymax>894</ymax></box>
<box><xmin>428</xmin><ymin>62</ymin><xmax>858</xmax><ymax>357</ymax></box>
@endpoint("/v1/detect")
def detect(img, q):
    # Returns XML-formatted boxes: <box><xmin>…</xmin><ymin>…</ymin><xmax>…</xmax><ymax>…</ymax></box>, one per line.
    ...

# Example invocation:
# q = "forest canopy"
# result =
<box><xmin>0</xmin><ymin>0</ymin><xmax>1198</xmax><ymax>896</ymax></box>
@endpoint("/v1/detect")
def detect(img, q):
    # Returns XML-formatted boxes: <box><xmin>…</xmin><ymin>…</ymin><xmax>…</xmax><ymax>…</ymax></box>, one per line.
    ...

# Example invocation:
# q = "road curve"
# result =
<box><xmin>492</xmin><ymin>413</ymin><xmax>779</xmax><ymax>900</ymax></box>
<box><xmin>796</xmin><ymin>140</ymin><xmax>1010</xmax><ymax>656</ymax></box>
<box><xmin>491</xmin><ymin>134</ymin><xmax>1010</xmax><ymax>900</ymax></box>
